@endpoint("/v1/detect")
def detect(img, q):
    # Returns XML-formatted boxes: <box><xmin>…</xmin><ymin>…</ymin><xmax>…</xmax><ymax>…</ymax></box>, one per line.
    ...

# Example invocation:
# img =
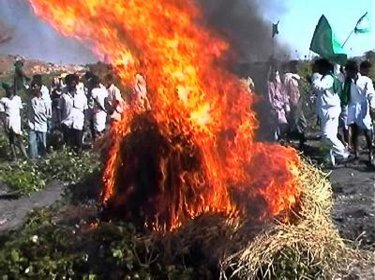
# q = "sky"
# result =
<box><xmin>0</xmin><ymin>0</ymin><xmax>373</xmax><ymax>63</ymax></box>
<box><xmin>268</xmin><ymin>0</ymin><xmax>375</xmax><ymax>58</ymax></box>
<box><xmin>0</xmin><ymin>0</ymin><xmax>96</xmax><ymax>64</ymax></box>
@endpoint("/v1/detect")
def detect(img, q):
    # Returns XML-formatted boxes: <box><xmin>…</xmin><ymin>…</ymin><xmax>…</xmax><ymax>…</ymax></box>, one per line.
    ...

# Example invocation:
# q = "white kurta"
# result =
<box><xmin>92</xmin><ymin>87</ymin><xmax>108</xmax><ymax>132</ymax></box>
<box><xmin>41</xmin><ymin>85</ymin><xmax>52</xmax><ymax>118</ymax></box>
<box><xmin>347</xmin><ymin>74</ymin><xmax>375</xmax><ymax>130</ymax></box>
<box><xmin>0</xmin><ymin>96</ymin><xmax>23</xmax><ymax>135</ymax></box>
<box><xmin>312</xmin><ymin>74</ymin><xmax>347</xmax><ymax>161</ymax></box>
<box><xmin>61</xmin><ymin>90</ymin><xmax>88</xmax><ymax>131</ymax></box>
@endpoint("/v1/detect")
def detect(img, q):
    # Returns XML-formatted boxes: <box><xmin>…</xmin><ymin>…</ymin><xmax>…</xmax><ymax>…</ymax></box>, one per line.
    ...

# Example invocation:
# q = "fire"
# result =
<box><xmin>29</xmin><ymin>0</ymin><xmax>301</xmax><ymax>230</ymax></box>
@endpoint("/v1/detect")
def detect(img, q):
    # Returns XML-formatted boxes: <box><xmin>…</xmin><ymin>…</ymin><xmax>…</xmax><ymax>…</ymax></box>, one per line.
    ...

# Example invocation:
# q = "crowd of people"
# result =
<box><xmin>267</xmin><ymin>59</ymin><xmax>375</xmax><ymax>167</ymax></box>
<box><xmin>0</xmin><ymin>58</ymin><xmax>151</xmax><ymax>161</ymax></box>
<box><xmin>0</xmin><ymin>57</ymin><xmax>374</xmax><ymax>168</ymax></box>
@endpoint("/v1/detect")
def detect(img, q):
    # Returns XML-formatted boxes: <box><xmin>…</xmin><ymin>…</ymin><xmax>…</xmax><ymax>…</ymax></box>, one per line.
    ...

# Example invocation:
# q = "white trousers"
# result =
<box><xmin>319</xmin><ymin>107</ymin><xmax>347</xmax><ymax>159</ymax></box>
<box><xmin>94</xmin><ymin>111</ymin><xmax>107</xmax><ymax>133</ymax></box>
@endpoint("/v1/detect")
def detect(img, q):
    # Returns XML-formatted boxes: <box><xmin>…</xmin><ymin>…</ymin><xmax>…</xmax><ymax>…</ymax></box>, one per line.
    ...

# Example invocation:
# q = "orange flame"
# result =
<box><xmin>29</xmin><ymin>0</ymin><xmax>301</xmax><ymax>230</ymax></box>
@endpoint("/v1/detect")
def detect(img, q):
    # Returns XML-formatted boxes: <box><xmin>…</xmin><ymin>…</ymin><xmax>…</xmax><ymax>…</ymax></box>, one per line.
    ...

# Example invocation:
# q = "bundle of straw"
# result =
<box><xmin>160</xmin><ymin>160</ymin><xmax>365</xmax><ymax>279</ymax></box>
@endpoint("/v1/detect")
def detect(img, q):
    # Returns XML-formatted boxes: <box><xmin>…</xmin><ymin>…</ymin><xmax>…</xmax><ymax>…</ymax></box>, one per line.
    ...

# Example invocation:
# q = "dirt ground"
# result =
<box><xmin>0</xmin><ymin>181</ymin><xmax>64</xmax><ymax>235</ymax></box>
<box><xmin>331</xmin><ymin>166</ymin><xmax>375</xmax><ymax>251</ymax></box>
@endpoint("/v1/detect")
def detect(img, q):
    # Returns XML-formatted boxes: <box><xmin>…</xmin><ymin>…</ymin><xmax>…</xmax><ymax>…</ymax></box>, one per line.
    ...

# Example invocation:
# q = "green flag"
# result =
<box><xmin>272</xmin><ymin>21</ymin><xmax>279</xmax><ymax>38</ymax></box>
<box><xmin>354</xmin><ymin>12</ymin><xmax>371</xmax><ymax>34</ymax></box>
<box><xmin>309</xmin><ymin>15</ymin><xmax>347</xmax><ymax>65</ymax></box>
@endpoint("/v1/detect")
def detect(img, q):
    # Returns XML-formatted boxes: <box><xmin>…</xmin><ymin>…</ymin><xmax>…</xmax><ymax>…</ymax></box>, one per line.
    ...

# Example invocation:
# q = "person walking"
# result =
<box><xmin>345</xmin><ymin>60</ymin><xmax>375</xmax><ymax>163</ymax></box>
<box><xmin>312</xmin><ymin>59</ymin><xmax>349</xmax><ymax>166</ymax></box>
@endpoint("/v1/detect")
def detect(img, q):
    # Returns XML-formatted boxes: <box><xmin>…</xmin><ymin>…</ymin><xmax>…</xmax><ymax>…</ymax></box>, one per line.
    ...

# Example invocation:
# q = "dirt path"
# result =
<box><xmin>330</xmin><ymin>166</ymin><xmax>375</xmax><ymax>250</ymax></box>
<box><xmin>0</xmin><ymin>181</ymin><xmax>64</xmax><ymax>235</ymax></box>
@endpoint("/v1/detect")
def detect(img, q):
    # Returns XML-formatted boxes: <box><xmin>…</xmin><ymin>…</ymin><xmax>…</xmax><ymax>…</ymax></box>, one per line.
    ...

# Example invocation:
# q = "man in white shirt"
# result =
<box><xmin>345</xmin><ymin>60</ymin><xmax>375</xmax><ymax>162</ymax></box>
<box><xmin>312</xmin><ymin>59</ymin><xmax>349</xmax><ymax>166</ymax></box>
<box><xmin>0</xmin><ymin>83</ymin><xmax>28</xmax><ymax>160</ymax></box>
<box><xmin>104</xmin><ymin>73</ymin><xmax>126</xmax><ymax>123</ymax></box>
<box><xmin>91</xmin><ymin>75</ymin><xmax>108</xmax><ymax>139</ymax></box>
<box><xmin>28</xmin><ymin>80</ymin><xmax>49</xmax><ymax>159</ymax></box>
<box><xmin>60</xmin><ymin>74</ymin><xmax>88</xmax><ymax>152</ymax></box>
<box><xmin>32</xmin><ymin>75</ymin><xmax>52</xmax><ymax>123</ymax></box>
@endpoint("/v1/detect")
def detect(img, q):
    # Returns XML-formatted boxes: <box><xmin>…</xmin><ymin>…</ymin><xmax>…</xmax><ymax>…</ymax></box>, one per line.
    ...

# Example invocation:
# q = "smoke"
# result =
<box><xmin>199</xmin><ymin>0</ymin><xmax>289</xmax><ymax>62</ymax></box>
<box><xmin>198</xmin><ymin>0</ymin><xmax>291</xmax><ymax>142</ymax></box>
<box><xmin>0</xmin><ymin>0</ymin><xmax>96</xmax><ymax>64</ymax></box>
<box><xmin>0</xmin><ymin>20</ymin><xmax>12</xmax><ymax>44</ymax></box>
<box><xmin>0</xmin><ymin>0</ymin><xmax>288</xmax><ymax>65</ymax></box>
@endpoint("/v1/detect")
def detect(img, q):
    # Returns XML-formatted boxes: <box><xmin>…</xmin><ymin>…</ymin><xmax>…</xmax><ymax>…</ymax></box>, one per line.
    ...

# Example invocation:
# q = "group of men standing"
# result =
<box><xmin>266</xmin><ymin>58</ymin><xmax>375</xmax><ymax>167</ymax></box>
<box><xmin>267</xmin><ymin>60</ymin><xmax>306</xmax><ymax>149</ymax></box>
<box><xmin>312</xmin><ymin>59</ymin><xmax>374</xmax><ymax>166</ymax></box>
<box><xmin>0</xmin><ymin>58</ymin><xmax>151</xmax><ymax>161</ymax></box>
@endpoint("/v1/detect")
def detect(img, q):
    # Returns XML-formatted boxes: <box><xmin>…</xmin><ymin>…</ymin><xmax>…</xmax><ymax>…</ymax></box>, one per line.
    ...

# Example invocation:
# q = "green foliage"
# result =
<box><xmin>0</xmin><ymin>207</ymin><xmax>330</xmax><ymax>280</ymax></box>
<box><xmin>0</xmin><ymin>161</ymin><xmax>45</xmax><ymax>194</ymax></box>
<box><xmin>0</xmin><ymin>209</ymin><xmax>209</xmax><ymax>279</ymax></box>
<box><xmin>39</xmin><ymin>150</ymin><xmax>100</xmax><ymax>185</ymax></box>
<box><xmin>258</xmin><ymin>247</ymin><xmax>324</xmax><ymax>280</ymax></box>
<box><xmin>0</xmin><ymin>149</ymin><xmax>100</xmax><ymax>195</ymax></box>
<box><xmin>0</xmin><ymin>133</ymin><xmax>9</xmax><ymax>160</ymax></box>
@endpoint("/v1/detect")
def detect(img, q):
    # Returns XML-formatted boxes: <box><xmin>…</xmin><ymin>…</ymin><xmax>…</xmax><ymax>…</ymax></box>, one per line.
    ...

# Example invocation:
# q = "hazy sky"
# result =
<box><xmin>0</xmin><ymin>0</ymin><xmax>373</xmax><ymax>63</ymax></box>
<box><xmin>0</xmin><ymin>0</ymin><xmax>96</xmax><ymax>64</ymax></box>
<box><xmin>269</xmin><ymin>0</ymin><xmax>374</xmax><ymax>58</ymax></box>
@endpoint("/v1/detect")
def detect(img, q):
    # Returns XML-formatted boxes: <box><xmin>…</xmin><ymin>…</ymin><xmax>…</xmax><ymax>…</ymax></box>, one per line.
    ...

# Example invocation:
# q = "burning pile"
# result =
<box><xmin>27</xmin><ymin>0</ymin><xmax>359</xmax><ymax>278</ymax></box>
<box><xmin>29</xmin><ymin>0</ymin><xmax>300</xmax><ymax>231</ymax></box>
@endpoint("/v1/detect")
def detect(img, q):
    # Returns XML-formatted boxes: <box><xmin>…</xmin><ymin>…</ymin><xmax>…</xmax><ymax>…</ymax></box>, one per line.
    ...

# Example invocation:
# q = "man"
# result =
<box><xmin>283</xmin><ymin>60</ymin><xmax>307</xmax><ymax>149</ymax></box>
<box><xmin>361</xmin><ymin>61</ymin><xmax>375</xmax><ymax>150</ymax></box>
<box><xmin>50</xmin><ymin>76</ymin><xmax>63</xmax><ymax>130</ymax></box>
<box><xmin>312</xmin><ymin>59</ymin><xmax>349</xmax><ymax>166</ymax></box>
<box><xmin>32</xmin><ymin>75</ymin><xmax>52</xmax><ymax>131</ymax></box>
<box><xmin>83</xmin><ymin>71</ymin><xmax>97</xmax><ymax>142</ymax></box>
<box><xmin>60</xmin><ymin>74</ymin><xmax>88</xmax><ymax>152</ymax></box>
<box><xmin>28</xmin><ymin>80</ymin><xmax>48</xmax><ymax>159</ymax></box>
<box><xmin>13</xmin><ymin>57</ymin><xmax>30</xmax><ymax>93</ymax></box>
<box><xmin>360</xmin><ymin>61</ymin><xmax>372</xmax><ymax>77</ymax></box>
<box><xmin>345</xmin><ymin>60</ymin><xmax>375</xmax><ymax>163</ymax></box>
<box><xmin>91</xmin><ymin>75</ymin><xmax>108</xmax><ymax>139</ymax></box>
<box><xmin>267</xmin><ymin>65</ymin><xmax>290</xmax><ymax>142</ymax></box>
<box><xmin>133</xmin><ymin>73</ymin><xmax>151</xmax><ymax>111</ymax></box>
<box><xmin>0</xmin><ymin>83</ymin><xmax>28</xmax><ymax>160</ymax></box>
<box><xmin>335</xmin><ymin>65</ymin><xmax>349</xmax><ymax>148</ymax></box>
<box><xmin>104</xmin><ymin>73</ymin><xmax>126</xmax><ymax>123</ymax></box>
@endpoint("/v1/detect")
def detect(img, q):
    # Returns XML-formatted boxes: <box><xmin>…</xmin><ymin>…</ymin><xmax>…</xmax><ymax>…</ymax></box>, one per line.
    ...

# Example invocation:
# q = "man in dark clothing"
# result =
<box><xmin>13</xmin><ymin>58</ymin><xmax>30</xmax><ymax>93</ymax></box>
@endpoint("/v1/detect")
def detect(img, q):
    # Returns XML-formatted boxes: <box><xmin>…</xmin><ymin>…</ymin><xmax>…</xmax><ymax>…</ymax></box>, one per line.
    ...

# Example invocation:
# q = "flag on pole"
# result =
<box><xmin>309</xmin><ymin>15</ymin><xmax>347</xmax><ymax>65</ymax></box>
<box><xmin>354</xmin><ymin>12</ymin><xmax>371</xmax><ymax>34</ymax></box>
<box><xmin>272</xmin><ymin>21</ymin><xmax>279</xmax><ymax>38</ymax></box>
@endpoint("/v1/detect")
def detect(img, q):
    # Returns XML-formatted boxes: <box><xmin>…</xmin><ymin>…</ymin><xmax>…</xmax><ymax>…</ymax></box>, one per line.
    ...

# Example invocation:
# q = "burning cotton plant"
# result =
<box><xmin>29</xmin><ymin>0</ymin><xmax>301</xmax><ymax>231</ymax></box>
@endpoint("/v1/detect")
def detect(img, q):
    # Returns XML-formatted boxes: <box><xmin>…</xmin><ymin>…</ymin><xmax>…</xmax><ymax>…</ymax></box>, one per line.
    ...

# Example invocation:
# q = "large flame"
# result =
<box><xmin>29</xmin><ymin>0</ymin><xmax>301</xmax><ymax>230</ymax></box>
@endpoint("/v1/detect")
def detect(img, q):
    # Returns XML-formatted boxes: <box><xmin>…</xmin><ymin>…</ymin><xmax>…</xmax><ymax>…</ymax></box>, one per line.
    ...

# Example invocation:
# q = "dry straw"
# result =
<box><xmin>161</xmin><ymin>160</ymin><xmax>370</xmax><ymax>279</ymax></box>
<box><xmin>219</xmin><ymin>160</ymin><xmax>366</xmax><ymax>279</ymax></box>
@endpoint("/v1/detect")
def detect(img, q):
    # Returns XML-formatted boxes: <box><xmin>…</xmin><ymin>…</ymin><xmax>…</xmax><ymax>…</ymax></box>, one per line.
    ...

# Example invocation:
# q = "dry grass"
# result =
<box><xmin>218</xmin><ymin>160</ymin><xmax>365</xmax><ymax>280</ymax></box>
<box><xmin>159</xmin><ymin>160</ymin><xmax>370</xmax><ymax>279</ymax></box>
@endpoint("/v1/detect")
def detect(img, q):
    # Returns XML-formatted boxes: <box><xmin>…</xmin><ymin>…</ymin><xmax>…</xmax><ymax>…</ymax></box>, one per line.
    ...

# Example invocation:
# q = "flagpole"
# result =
<box><xmin>342</xmin><ymin>29</ymin><xmax>354</xmax><ymax>48</ymax></box>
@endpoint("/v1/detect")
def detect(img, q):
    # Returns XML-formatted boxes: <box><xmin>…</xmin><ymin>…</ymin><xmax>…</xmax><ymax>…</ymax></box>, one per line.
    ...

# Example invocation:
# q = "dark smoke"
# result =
<box><xmin>198</xmin><ymin>0</ymin><xmax>291</xmax><ymax>142</ymax></box>
<box><xmin>199</xmin><ymin>0</ymin><xmax>289</xmax><ymax>62</ymax></box>
<box><xmin>0</xmin><ymin>0</ymin><xmax>96</xmax><ymax>64</ymax></box>
<box><xmin>0</xmin><ymin>0</ymin><xmax>288</xmax><ymax>65</ymax></box>
<box><xmin>0</xmin><ymin>20</ymin><xmax>12</xmax><ymax>44</ymax></box>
